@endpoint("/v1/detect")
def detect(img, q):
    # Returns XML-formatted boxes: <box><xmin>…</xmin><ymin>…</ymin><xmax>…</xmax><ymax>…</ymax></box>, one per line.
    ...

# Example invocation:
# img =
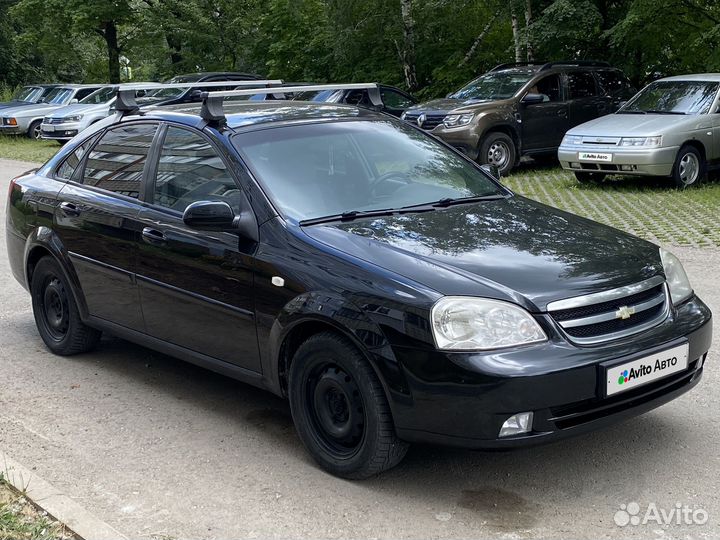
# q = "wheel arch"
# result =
<box><xmin>679</xmin><ymin>139</ymin><xmax>707</xmax><ymax>161</ymax></box>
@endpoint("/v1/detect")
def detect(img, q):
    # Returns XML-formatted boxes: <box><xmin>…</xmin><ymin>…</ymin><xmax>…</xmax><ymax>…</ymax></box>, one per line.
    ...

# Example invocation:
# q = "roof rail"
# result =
<box><xmin>540</xmin><ymin>60</ymin><xmax>610</xmax><ymax>71</ymax></box>
<box><xmin>490</xmin><ymin>62</ymin><xmax>547</xmax><ymax>72</ymax></box>
<box><xmin>114</xmin><ymin>80</ymin><xmax>283</xmax><ymax>114</ymax></box>
<box><xmin>199</xmin><ymin>83</ymin><xmax>383</xmax><ymax>123</ymax></box>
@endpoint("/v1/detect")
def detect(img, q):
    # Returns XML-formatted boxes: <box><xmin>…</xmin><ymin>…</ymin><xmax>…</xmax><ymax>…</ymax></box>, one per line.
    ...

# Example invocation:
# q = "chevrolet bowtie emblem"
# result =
<box><xmin>615</xmin><ymin>305</ymin><xmax>636</xmax><ymax>320</ymax></box>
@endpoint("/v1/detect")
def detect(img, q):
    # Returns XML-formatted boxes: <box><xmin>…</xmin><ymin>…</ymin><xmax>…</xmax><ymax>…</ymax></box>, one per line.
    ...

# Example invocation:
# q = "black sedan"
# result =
<box><xmin>5</xmin><ymin>91</ymin><xmax>712</xmax><ymax>479</ymax></box>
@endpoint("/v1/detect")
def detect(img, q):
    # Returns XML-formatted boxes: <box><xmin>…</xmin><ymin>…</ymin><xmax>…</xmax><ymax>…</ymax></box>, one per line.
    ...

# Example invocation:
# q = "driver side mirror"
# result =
<box><xmin>182</xmin><ymin>200</ymin><xmax>258</xmax><ymax>241</ymax></box>
<box><xmin>188</xmin><ymin>89</ymin><xmax>204</xmax><ymax>101</ymax></box>
<box><xmin>521</xmin><ymin>93</ymin><xmax>544</xmax><ymax>105</ymax></box>
<box><xmin>70</xmin><ymin>99</ymin><xmax>79</xmax><ymax>104</ymax></box>
<box><xmin>480</xmin><ymin>163</ymin><xmax>501</xmax><ymax>180</ymax></box>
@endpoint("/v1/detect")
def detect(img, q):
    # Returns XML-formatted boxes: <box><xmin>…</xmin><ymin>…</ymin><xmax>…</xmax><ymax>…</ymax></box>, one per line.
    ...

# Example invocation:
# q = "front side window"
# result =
<box><xmin>83</xmin><ymin>124</ymin><xmax>157</xmax><ymax>198</ymax></box>
<box><xmin>620</xmin><ymin>80</ymin><xmax>720</xmax><ymax>115</ymax></box>
<box><xmin>153</xmin><ymin>127</ymin><xmax>239</xmax><ymax>212</ymax></box>
<box><xmin>233</xmin><ymin>120</ymin><xmax>502</xmax><ymax>222</ymax></box>
<box><xmin>527</xmin><ymin>75</ymin><xmax>561</xmax><ymax>102</ymax></box>
<box><xmin>449</xmin><ymin>70</ymin><xmax>535</xmax><ymax>101</ymax></box>
<box><xmin>567</xmin><ymin>72</ymin><xmax>598</xmax><ymax>99</ymax></box>
<box><xmin>381</xmin><ymin>88</ymin><xmax>415</xmax><ymax>109</ymax></box>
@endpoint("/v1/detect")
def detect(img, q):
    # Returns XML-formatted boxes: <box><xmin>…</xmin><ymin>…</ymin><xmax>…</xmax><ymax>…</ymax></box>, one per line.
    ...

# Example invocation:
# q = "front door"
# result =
<box><xmin>54</xmin><ymin>123</ymin><xmax>158</xmax><ymax>329</ymax></box>
<box><xmin>520</xmin><ymin>74</ymin><xmax>569</xmax><ymax>151</ymax></box>
<box><xmin>135</xmin><ymin>125</ymin><xmax>261</xmax><ymax>372</ymax></box>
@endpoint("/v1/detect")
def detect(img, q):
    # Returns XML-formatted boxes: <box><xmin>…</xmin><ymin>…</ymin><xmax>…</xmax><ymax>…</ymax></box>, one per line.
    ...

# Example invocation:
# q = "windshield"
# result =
<box><xmin>42</xmin><ymin>87</ymin><xmax>74</xmax><ymax>105</ymax></box>
<box><xmin>233</xmin><ymin>120</ymin><xmax>502</xmax><ymax>222</ymax></box>
<box><xmin>620</xmin><ymin>80</ymin><xmax>719</xmax><ymax>114</ymax></box>
<box><xmin>14</xmin><ymin>86</ymin><xmax>43</xmax><ymax>102</ymax></box>
<box><xmin>450</xmin><ymin>71</ymin><xmax>534</xmax><ymax>100</ymax></box>
<box><xmin>80</xmin><ymin>86</ymin><xmax>116</xmax><ymax>104</ymax></box>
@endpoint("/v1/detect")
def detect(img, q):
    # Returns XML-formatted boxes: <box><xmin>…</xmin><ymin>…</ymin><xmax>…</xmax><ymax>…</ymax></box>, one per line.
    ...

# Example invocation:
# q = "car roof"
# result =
<box><xmin>134</xmin><ymin>101</ymin><xmax>385</xmax><ymax>131</ymax></box>
<box><xmin>170</xmin><ymin>72</ymin><xmax>262</xmax><ymax>82</ymax></box>
<box><xmin>656</xmin><ymin>73</ymin><xmax>720</xmax><ymax>82</ymax></box>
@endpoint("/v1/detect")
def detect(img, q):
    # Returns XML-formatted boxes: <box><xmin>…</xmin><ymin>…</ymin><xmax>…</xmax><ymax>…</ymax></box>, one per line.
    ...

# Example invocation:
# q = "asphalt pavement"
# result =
<box><xmin>0</xmin><ymin>158</ymin><xmax>717</xmax><ymax>539</ymax></box>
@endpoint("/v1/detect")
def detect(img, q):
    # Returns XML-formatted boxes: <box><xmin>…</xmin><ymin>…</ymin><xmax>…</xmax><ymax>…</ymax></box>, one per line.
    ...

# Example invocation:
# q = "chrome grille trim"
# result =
<box><xmin>546</xmin><ymin>275</ymin><xmax>665</xmax><ymax>312</ymax></box>
<box><xmin>557</xmin><ymin>291</ymin><xmax>666</xmax><ymax>329</ymax></box>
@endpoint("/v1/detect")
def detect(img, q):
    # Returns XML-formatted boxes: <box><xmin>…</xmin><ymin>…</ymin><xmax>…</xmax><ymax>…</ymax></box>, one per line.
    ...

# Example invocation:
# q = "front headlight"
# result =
<box><xmin>63</xmin><ymin>115</ymin><xmax>83</xmax><ymax>122</ymax></box>
<box><xmin>659</xmin><ymin>248</ymin><xmax>693</xmax><ymax>305</ymax></box>
<box><xmin>562</xmin><ymin>134</ymin><xmax>583</xmax><ymax>145</ymax></box>
<box><xmin>431</xmin><ymin>297</ymin><xmax>547</xmax><ymax>350</ymax></box>
<box><xmin>619</xmin><ymin>136</ymin><xmax>662</xmax><ymax>147</ymax></box>
<box><xmin>443</xmin><ymin>113</ymin><xmax>474</xmax><ymax>128</ymax></box>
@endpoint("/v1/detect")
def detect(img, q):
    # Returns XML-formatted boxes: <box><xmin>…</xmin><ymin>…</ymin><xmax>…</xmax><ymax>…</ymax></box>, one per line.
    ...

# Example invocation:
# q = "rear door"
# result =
<box><xmin>54</xmin><ymin>123</ymin><xmax>159</xmax><ymax>329</ymax></box>
<box><xmin>520</xmin><ymin>73</ymin><xmax>569</xmax><ymax>151</ymax></box>
<box><xmin>595</xmin><ymin>69</ymin><xmax>635</xmax><ymax>113</ymax></box>
<box><xmin>135</xmin><ymin>124</ymin><xmax>261</xmax><ymax>372</ymax></box>
<box><xmin>566</xmin><ymin>70</ymin><xmax>606</xmax><ymax>127</ymax></box>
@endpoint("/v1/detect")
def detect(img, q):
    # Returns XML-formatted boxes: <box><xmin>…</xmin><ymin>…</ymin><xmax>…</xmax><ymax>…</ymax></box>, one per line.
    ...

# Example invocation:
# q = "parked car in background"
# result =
<box><xmin>1</xmin><ymin>85</ymin><xmax>104</xmax><ymax>139</ymax></box>
<box><xmin>293</xmin><ymin>84</ymin><xmax>417</xmax><ymax>117</ymax></box>
<box><xmin>6</xmin><ymin>84</ymin><xmax>711</xmax><ymax>479</ymax></box>
<box><xmin>137</xmin><ymin>72</ymin><xmax>264</xmax><ymax>108</ymax></box>
<box><xmin>558</xmin><ymin>74</ymin><xmax>720</xmax><ymax>188</ymax></box>
<box><xmin>41</xmin><ymin>85</ymin><xmax>150</xmax><ymax>143</ymax></box>
<box><xmin>403</xmin><ymin>61</ymin><xmax>634</xmax><ymax>174</ymax></box>
<box><xmin>0</xmin><ymin>84</ymin><xmax>58</xmax><ymax>111</ymax></box>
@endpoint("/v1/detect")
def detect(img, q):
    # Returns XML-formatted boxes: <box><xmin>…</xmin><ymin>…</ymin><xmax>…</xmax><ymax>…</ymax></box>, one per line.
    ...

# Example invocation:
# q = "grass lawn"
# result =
<box><xmin>0</xmin><ymin>474</ymin><xmax>76</xmax><ymax>540</ymax></box>
<box><xmin>0</xmin><ymin>136</ymin><xmax>718</xmax><ymax>247</ymax></box>
<box><xmin>0</xmin><ymin>136</ymin><xmax>60</xmax><ymax>164</ymax></box>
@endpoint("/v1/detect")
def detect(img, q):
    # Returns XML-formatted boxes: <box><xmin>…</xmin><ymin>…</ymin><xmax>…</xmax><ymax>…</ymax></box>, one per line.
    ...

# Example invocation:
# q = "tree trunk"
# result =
<box><xmin>104</xmin><ymin>21</ymin><xmax>121</xmax><ymax>83</ymax></box>
<box><xmin>458</xmin><ymin>9</ymin><xmax>502</xmax><ymax>68</ymax></box>
<box><xmin>166</xmin><ymin>33</ymin><xmax>183</xmax><ymax>66</ymax></box>
<box><xmin>511</xmin><ymin>7</ymin><xmax>522</xmax><ymax>62</ymax></box>
<box><xmin>399</xmin><ymin>0</ymin><xmax>418</xmax><ymax>91</ymax></box>
<box><xmin>525</xmin><ymin>0</ymin><xmax>533</xmax><ymax>61</ymax></box>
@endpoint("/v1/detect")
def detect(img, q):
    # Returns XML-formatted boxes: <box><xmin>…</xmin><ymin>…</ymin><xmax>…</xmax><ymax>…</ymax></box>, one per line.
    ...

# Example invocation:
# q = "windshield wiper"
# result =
<box><xmin>617</xmin><ymin>110</ymin><xmax>646</xmax><ymax>114</ymax></box>
<box><xmin>422</xmin><ymin>194</ymin><xmax>505</xmax><ymax>208</ymax></box>
<box><xmin>644</xmin><ymin>109</ymin><xmax>687</xmax><ymax>115</ymax></box>
<box><xmin>300</xmin><ymin>208</ymin><xmax>416</xmax><ymax>226</ymax></box>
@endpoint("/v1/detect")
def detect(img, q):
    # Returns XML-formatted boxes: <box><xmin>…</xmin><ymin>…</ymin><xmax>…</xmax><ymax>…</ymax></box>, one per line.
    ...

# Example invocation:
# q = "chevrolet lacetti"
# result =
<box><xmin>5</xmin><ymin>83</ymin><xmax>713</xmax><ymax>478</ymax></box>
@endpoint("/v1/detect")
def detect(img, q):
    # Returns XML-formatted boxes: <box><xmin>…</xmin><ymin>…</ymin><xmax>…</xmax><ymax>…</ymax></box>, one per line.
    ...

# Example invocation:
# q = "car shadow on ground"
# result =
<box><xmin>60</xmin><ymin>332</ymin><xmax>692</xmax><ymax>528</ymax></box>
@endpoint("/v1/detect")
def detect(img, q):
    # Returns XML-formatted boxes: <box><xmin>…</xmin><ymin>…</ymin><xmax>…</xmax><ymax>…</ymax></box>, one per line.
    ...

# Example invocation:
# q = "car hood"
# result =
<box><xmin>405</xmin><ymin>97</ymin><xmax>501</xmax><ymax>115</ymax></box>
<box><xmin>0</xmin><ymin>100</ymin><xmax>34</xmax><ymax>110</ymax></box>
<box><xmin>46</xmin><ymin>102</ymin><xmax>108</xmax><ymax>118</ymax></box>
<box><xmin>568</xmin><ymin>113</ymin><xmax>705</xmax><ymax>137</ymax></box>
<box><xmin>1</xmin><ymin>103</ymin><xmax>58</xmax><ymax>118</ymax></box>
<box><xmin>301</xmin><ymin>197</ymin><xmax>663</xmax><ymax>311</ymax></box>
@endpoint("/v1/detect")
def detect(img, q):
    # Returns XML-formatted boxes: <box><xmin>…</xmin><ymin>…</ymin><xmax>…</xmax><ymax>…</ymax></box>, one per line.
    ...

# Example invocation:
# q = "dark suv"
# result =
<box><xmin>6</xmin><ymin>86</ymin><xmax>711</xmax><ymax>479</ymax></box>
<box><xmin>403</xmin><ymin>61</ymin><xmax>635</xmax><ymax>174</ymax></box>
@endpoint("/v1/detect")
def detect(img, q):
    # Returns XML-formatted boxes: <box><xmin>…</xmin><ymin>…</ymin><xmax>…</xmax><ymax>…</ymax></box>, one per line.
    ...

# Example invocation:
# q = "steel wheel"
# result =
<box><xmin>678</xmin><ymin>152</ymin><xmax>700</xmax><ymax>186</ymax></box>
<box><xmin>487</xmin><ymin>140</ymin><xmax>511</xmax><ymax>169</ymax></box>
<box><xmin>39</xmin><ymin>277</ymin><xmax>70</xmax><ymax>342</ymax></box>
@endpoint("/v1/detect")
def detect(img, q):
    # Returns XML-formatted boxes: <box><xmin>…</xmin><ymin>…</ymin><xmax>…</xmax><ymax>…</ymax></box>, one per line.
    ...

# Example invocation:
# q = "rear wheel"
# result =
<box><xmin>27</xmin><ymin>120</ymin><xmax>42</xmax><ymax>140</ymax></box>
<box><xmin>31</xmin><ymin>257</ymin><xmax>101</xmax><ymax>355</ymax></box>
<box><xmin>288</xmin><ymin>332</ymin><xmax>408</xmax><ymax>479</ymax></box>
<box><xmin>672</xmin><ymin>145</ymin><xmax>705</xmax><ymax>188</ymax></box>
<box><xmin>574</xmin><ymin>171</ymin><xmax>607</xmax><ymax>183</ymax></box>
<box><xmin>479</xmin><ymin>132</ymin><xmax>516</xmax><ymax>176</ymax></box>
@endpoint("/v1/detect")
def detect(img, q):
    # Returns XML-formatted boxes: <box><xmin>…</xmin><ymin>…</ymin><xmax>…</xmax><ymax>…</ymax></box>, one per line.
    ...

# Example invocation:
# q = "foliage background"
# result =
<box><xmin>0</xmin><ymin>0</ymin><xmax>719</xmax><ymax>99</ymax></box>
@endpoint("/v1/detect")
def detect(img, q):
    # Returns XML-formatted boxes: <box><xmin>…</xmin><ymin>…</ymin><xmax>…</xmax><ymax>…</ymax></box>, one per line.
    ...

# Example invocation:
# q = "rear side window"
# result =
<box><xmin>152</xmin><ymin>126</ymin><xmax>239</xmax><ymax>213</ymax></box>
<box><xmin>82</xmin><ymin>124</ymin><xmax>158</xmax><ymax>198</ymax></box>
<box><xmin>596</xmin><ymin>70</ymin><xmax>630</xmax><ymax>96</ymax></box>
<box><xmin>568</xmin><ymin>72</ymin><xmax>598</xmax><ymax>99</ymax></box>
<box><xmin>56</xmin><ymin>135</ymin><xmax>98</xmax><ymax>180</ymax></box>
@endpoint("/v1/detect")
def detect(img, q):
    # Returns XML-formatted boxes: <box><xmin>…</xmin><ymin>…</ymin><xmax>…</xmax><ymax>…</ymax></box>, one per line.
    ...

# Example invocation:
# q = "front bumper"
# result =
<box><xmin>558</xmin><ymin>144</ymin><xmax>678</xmax><ymax>176</ymax></box>
<box><xmin>431</xmin><ymin>125</ymin><xmax>481</xmax><ymax>160</ymax></box>
<box><xmin>0</xmin><ymin>125</ymin><xmax>24</xmax><ymax>135</ymax></box>
<box><xmin>389</xmin><ymin>295</ymin><xmax>712</xmax><ymax>448</ymax></box>
<box><xmin>41</xmin><ymin>122</ymin><xmax>79</xmax><ymax>141</ymax></box>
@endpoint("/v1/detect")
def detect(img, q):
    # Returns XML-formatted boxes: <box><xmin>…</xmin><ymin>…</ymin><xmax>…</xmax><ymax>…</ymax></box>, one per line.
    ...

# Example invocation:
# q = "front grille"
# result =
<box><xmin>403</xmin><ymin>112</ymin><xmax>445</xmax><ymax>130</ymax></box>
<box><xmin>44</xmin><ymin>118</ymin><xmax>65</xmax><ymax>125</ymax></box>
<box><xmin>547</xmin><ymin>277</ymin><xmax>669</xmax><ymax>344</ymax></box>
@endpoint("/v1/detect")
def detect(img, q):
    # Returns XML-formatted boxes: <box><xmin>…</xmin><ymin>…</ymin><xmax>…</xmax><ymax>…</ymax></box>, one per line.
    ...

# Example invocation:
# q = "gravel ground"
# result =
<box><xmin>0</xmin><ymin>158</ymin><xmax>717</xmax><ymax>539</ymax></box>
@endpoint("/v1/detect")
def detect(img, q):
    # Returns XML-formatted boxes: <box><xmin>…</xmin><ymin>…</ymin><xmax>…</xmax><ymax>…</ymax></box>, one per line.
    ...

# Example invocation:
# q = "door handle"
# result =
<box><xmin>557</xmin><ymin>109</ymin><xmax>568</xmax><ymax>117</ymax></box>
<box><xmin>142</xmin><ymin>227</ymin><xmax>167</xmax><ymax>243</ymax></box>
<box><xmin>59</xmin><ymin>202</ymin><xmax>80</xmax><ymax>217</ymax></box>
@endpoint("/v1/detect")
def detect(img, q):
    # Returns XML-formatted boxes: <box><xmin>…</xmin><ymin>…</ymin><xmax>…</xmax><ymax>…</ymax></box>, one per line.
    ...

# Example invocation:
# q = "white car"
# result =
<box><xmin>41</xmin><ymin>86</ymin><xmax>120</xmax><ymax>142</ymax></box>
<box><xmin>558</xmin><ymin>74</ymin><xmax>720</xmax><ymax>188</ymax></box>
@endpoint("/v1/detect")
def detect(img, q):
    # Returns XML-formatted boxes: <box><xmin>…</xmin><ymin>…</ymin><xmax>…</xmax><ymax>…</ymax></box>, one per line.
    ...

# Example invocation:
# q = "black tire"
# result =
<box><xmin>574</xmin><ymin>171</ymin><xmax>607</xmax><ymax>183</ymax></box>
<box><xmin>672</xmin><ymin>144</ymin><xmax>705</xmax><ymax>189</ymax></box>
<box><xmin>27</xmin><ymin>120</ymin><xmax>42</xmax><ymax>140</ymax></box>
<box><xmin>479</xmin><ymin>132</ymin><xmax>516</xmax><ymax>176</ymax></box>
<box><xmin>288</xmin><ymin>332</ymin><xmax>409</xmax><ymax>479</ymax></box>
<box><xmin>31</xmin><ymin>257</ymin><xmax>101</xmax><ymax>355</ymax></box>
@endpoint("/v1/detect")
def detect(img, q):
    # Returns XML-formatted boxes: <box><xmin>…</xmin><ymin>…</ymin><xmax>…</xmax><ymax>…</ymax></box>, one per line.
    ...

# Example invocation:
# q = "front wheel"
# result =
<box><xmin>288</xmin><ymin>332</ymin><xmax>409</xmax><ymax>479</ymax></box>
<box><xmin>672</xmin><ymin>145</ymin><xmax>705</xmax><ymax>188</ymax></box>
<box><xmin>479</xmin><ymin>132</ymin><xmax>516</xmax><ymax>176</ymax></box>
<box><xmin>27</xmin><ymin>120</ymin><xmax>42</xmax><ymax>140</ymax></box>
<box><xmin>31</xmin><ymin>257</ymin><xmax>101</xmax><ymax>355</ymax></box>
<box><xmin>574</xmin><ymin>171</ymin><xmax>607</xmax><ymax>183</ymax></box>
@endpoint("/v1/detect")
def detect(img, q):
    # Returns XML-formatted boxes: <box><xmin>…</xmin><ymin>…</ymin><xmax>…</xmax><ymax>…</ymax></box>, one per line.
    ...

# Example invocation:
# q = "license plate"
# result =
<box><xmin>606</xmin><ymin>343</ymin><xmax>689</xmax><ymax>396</ymax></box>
<box><xmin>42</xmin><ymin>125</ymin><xmax>54</xmax><ymax>132</ymax></box>
<box><xmin>578</xmin><ymin>151</ymin><xmax>612</xmax><ymax>162</ymax></box>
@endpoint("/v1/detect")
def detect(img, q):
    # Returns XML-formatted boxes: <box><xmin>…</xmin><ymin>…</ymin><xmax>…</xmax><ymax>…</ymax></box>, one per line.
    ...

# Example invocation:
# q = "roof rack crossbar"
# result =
<box><xmin>114</xmin><ymin>79</ymin><xmax>283</xmax><ymax>114</ymax></box>
<box><xmin>199</xmin><ymin>83</ymin><xmax>383</xmax><ymax>123</ymax></box>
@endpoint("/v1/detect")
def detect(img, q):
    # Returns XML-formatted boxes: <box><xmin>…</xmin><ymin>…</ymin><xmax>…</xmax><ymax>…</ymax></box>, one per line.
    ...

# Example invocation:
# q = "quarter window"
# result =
<box><xmin>56</xmin><ymin>135</ymin><xmax>98</xmax><ymax>180</ymax></box>
<box><xmin>380</xmin><ymin>88</ymin><xmax>415</xmax><ymax>109</ymax></box>
<box><xmin>83</xmin><ymin>124</ymin><xmax>157</xmax><ymax>198</ymax></box>
<box><xmin>152</xmin><ymin>127</ymin><xmax>239</xmax><ymax>212</ymax></box>
<box><xmin>568</xmin><ymin>72</ymin><xmax>598</xmax><ymax>99</ymax></box>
